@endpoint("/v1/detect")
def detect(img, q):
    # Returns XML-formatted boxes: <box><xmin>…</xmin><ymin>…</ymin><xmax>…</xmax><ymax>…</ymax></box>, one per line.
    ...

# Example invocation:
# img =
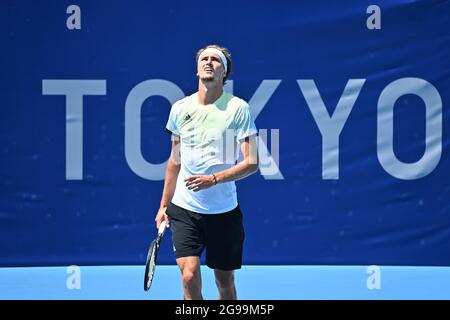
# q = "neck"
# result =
<box><xmin>198</xmin><ymin>80</ymin><xmax>223</xmax><ymax>105</ymax></box>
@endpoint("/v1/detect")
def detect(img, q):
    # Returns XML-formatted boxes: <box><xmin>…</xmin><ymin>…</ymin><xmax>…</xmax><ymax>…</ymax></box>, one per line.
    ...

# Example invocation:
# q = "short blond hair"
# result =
<box><xmin>196</xmin><ymin>44</ymin><xmax>232</xmax><ymax>84</ymax></box>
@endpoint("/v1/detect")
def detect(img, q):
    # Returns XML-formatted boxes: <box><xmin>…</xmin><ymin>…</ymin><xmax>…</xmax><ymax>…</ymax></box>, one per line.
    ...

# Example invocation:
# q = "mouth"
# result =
<box><xmin>204</xmin><ymin>68</ymin><xmax>213</xmax><ymax>72</ymax></box>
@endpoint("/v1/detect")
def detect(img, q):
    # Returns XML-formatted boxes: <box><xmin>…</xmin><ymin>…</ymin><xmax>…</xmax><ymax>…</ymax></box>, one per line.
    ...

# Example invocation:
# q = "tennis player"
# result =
<box><xmin>154</xmin><ymin>44</ymin><xmax>259</xmax><ymax>300</ymax></box>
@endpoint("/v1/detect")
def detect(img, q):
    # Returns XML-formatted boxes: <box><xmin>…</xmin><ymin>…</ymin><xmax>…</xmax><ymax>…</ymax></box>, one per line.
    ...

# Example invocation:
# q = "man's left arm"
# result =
<box><xmin>184</xmin><ymin>135</ymin><xmax>259</xmax><ymax>192</ymax></box>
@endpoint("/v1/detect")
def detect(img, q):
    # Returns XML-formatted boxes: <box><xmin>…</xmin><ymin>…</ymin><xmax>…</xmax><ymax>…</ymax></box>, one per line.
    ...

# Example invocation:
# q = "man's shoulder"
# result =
<box><xmin>224</xmin><ymin>92</ymin><xmax>249</xmax><ymax>110</ymax></box>
<box><xmin>170</xmin><ymin>93</ymin><xmax>196</xmax><ymax>115</ymax></box>
<box><xmin>173</xmin><ymin>93</ymin><xmax>195</xmax><ymax>108</ymax></box>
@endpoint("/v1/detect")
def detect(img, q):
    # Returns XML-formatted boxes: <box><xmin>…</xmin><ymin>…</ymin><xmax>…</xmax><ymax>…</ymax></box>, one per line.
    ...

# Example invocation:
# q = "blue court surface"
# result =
<box><xmin>1</xmin><ymin>265</ymin><xmax>449</xmax><ymax>300</ymax></box>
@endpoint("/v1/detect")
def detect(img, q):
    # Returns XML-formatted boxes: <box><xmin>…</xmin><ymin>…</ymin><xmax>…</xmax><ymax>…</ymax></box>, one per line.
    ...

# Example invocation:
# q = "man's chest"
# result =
<box><xmin>177</xmin><ymin>106</ymin><xmax>235</xmax><ymax>144</ymax></box>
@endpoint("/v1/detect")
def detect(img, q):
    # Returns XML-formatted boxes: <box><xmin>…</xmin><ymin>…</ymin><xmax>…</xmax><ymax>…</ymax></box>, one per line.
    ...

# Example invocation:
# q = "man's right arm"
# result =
<box><xmin>155</xmin><ymin>135</ymin><xmax>181</xmax><ymax>228</ymax></box>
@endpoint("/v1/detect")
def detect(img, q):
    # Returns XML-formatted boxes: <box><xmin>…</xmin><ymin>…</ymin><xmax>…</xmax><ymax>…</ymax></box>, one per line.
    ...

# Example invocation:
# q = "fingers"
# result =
<box><xmin>164</xmin><ymin>214</ymin><xmax>170</xmax><ymax>228</ymax></box>
<box><xmin>187</xmin><ymin>181</ymin><xmax>203</xmax><ymax>192</ymax></box>
<box><xmin>155</xmin><ymin>214</ymin><xmax>163</xmax><ymax>229</ymax></box>
<box><xmin>187</xmin><ymin>181</ymin><xmax>200</xmax><ymax>190</ymax></box>
<box><xmin>185</xmin><ymin>175</ymin><xmax>213</xmax><ymax>192</ymax></box>
<box><xmin>185</xmin><ymin>176</ymin><xmax>199</xmax><ymax>187</ymax></box>
<box><xmin>155</xmin><ymin>215</ymin><xmax>170</xmax><ymax>229</ymax></box>
<box><xmin>155</xmin><ymin>208</ymin><xmax>169</xmax><ymax>229</ymax></box>
<box><xmin>185</xmin><ymin>176</ymin><xmax>204</xmax><ymax>189</ymax></box>
<box><xmin>184</xmin><ymin>175</ymin><xmax>198</xmax><ymax>183</ymax></box>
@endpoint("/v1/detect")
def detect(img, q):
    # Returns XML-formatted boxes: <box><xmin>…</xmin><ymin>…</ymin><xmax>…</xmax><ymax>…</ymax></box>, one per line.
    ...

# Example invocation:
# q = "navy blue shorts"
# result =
<box><xmin>166</xmin><ymin>202</ymin><xmax>245</xmax><ymax>271</ymax></box>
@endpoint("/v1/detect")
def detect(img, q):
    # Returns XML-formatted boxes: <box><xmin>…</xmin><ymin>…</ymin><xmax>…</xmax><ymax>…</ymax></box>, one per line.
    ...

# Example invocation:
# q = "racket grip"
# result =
<box><xmin>158</xmin><ymin>220</ymin><xmax>167</xmax><ymax>235</ymax></box>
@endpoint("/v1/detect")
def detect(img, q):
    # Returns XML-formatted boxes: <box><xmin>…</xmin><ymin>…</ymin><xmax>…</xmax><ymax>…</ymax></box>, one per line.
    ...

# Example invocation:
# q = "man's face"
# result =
<box><xmin>197</xmin><ymin>52</ymin><xmax>225</xmax><ymax>83</ymax></box>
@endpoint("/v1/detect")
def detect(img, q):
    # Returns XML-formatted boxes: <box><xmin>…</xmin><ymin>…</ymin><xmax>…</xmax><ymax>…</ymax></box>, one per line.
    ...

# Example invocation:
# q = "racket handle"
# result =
<box><xmin>158</xmin><ymin>220</ymin><xmax>167</xmax><ymax>235</ymax></box>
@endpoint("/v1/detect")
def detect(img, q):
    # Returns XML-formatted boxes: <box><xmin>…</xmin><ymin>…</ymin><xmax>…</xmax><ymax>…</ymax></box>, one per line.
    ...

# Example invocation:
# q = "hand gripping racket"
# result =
<box><xmin>144</xmin><ymin>220</ymin><xmax>167</xmax><ymax>291</ymax></box>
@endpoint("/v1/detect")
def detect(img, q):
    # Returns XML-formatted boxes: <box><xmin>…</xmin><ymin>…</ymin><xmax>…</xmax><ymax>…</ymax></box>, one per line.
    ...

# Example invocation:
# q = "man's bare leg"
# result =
<box><xmin>177</xmin><ymin>256</ymin><xmax>203</xmax><ymax>300</ymax></box>
<box><xmin>214</xmin><ymin>269</ymin><xmax>237</xmax><ymax>300</ymax></box>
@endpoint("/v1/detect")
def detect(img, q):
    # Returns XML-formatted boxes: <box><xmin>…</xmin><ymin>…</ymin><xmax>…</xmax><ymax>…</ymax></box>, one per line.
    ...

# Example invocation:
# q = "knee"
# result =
<box><xmin>215</xmin><ymin>272</ymin><xmax>234</xmax><ymax>290</ymax></box>
<box><xmin>182</xmin><ymin>271</ymin><xmax>198</xmax><ymax>287</ymax></box>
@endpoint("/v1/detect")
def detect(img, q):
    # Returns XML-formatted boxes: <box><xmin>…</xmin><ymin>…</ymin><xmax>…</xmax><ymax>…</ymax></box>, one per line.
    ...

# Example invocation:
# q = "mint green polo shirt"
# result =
<box><xmin>165</xmin><ymin>91</ymin><xmax>257</xmax><ymax>214</ymax></box>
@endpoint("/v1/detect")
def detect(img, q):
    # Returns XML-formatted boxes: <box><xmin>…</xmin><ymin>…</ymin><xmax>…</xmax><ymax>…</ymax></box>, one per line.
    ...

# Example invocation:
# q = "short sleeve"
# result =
<box><xmin>234</xmin><ymin>103</ymin><xmax>258</xmax><ymax>141</ymax></box>
<box><xmin>165</xmin><ymin>103</ymin><xmax>180</xmax><ymax>135</ymax></box>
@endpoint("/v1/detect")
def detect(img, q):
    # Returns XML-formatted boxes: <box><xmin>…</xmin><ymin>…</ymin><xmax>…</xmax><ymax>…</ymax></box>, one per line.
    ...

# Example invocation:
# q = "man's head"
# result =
<box><xmin>196</xmin><ymin>45</ymin><xmax>232</xmax><ymax>85</ymax></box>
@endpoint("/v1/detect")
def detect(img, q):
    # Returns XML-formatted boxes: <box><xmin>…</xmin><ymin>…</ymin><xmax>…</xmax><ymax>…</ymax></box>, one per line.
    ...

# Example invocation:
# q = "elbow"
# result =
<box><xmin>249</xmin><ymin>154</ymin><xmax>259</xmax><ymax>173</ymax></box>
<box><xmin>244</xmin><ymin>152</ymin><xmax>259</xmax><ymax>175</ymax></box>
<box><xmin>167</xmin><ymin>156</ymin><xmax>181</xmax><ymax>173</ymax></box>
<box><xmin>247</xmin><ymin>162</ymin><xmax>259</xmax><ymax>175</ymax></box>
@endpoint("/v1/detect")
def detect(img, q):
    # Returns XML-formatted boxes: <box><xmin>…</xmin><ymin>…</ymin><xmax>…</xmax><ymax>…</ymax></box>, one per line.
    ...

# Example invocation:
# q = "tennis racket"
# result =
<box><xmin>144</xmin><ymin>220</ymin><xmax>167</xmax><ymax>291</ymax></box>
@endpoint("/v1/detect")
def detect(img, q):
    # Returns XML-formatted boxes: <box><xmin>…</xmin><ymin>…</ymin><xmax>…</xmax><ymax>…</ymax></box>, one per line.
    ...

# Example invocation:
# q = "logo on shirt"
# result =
<box><xmin>184</xmin><ymin>114</ymin><xmax>191</xmax><ymax>121</ymax></box>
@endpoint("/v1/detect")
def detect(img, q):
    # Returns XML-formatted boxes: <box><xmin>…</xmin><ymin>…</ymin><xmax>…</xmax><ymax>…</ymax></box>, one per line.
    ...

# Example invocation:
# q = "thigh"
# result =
<box><xmin>176</xmin><ymin>256</ymin><xmax>202</xmax><ymax>274</ymax></box>
<box><xmin>204</xmin><ymin>206</ymin><xmax>245</xmax><ymax>271</ymax></box>
<box><xmin>166</xmin><ymin>202</ymin><xmax>205</xmax><ymax>258</ymax></box>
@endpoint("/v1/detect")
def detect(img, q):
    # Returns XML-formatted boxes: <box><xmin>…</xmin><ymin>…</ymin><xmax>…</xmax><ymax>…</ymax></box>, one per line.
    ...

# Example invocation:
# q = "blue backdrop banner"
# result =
<box><xmin>1</xmin><ymin>0</ymin><xmax>449</xmax><ymax>266</ymax></box>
